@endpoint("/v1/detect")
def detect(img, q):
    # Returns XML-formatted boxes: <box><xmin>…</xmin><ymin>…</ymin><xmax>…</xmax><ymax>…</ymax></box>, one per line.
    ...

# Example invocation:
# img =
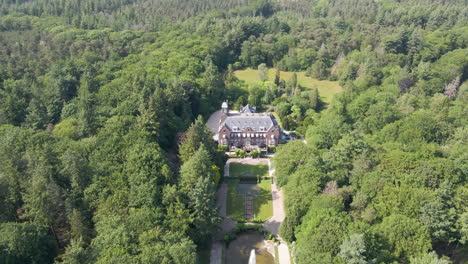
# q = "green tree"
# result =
<box><xmin>0</xmin><ymin>222</ymin><xmax>54</xmax><ymax>264</ymax></box>
<box><xmin>308</xmin><ymin>88</ymin><xmax>321</xmax><ymax>111</ymax></box>
<box><xmin>179</xmin><ymin>145</ymin><xmax>214</xmax><ymax>192</ymax></box>
<box><xmin>410</xmin><ymin>251</ymin><xmax>451</xmax><ymax>264</ymax></box>
<box><xmin>60</xmin><ymin>238</ymin><xmax>87</xmax><ymax>264</ymax></box>
<box><xmin>274</xmin><ymin>68</ymin><xmax>280</xmax><ymax>86</ymax></box>
<box><xmin>178</xmin><ymin>116</ymin><xmax>215</xmax><ymax>164</ymax></box>
<box><xmin>258</xmin><ymin>63</ymin><xmax>268</xmax><ymax>82</ymax></box>
<box><xmin>273</xmin><ymin>140</ymin><xmax>315</xmax><ymax>186</ymax></box>
<box><xmin>457</xmin><ymin>212</ymin><xmax>468</xmax><ymax>245</ymax></box>
<box><xmin>377</xmin><ymin>214</ymin><xmax>432</xmax><ymax>261</ymax></box>
<box><xmin>187</xmin><ymin>176</ymin><xmax>220</xmax><ymax>243</ymax></box>
<box><xmin>125</xmin><ymin>141</ymin><xmax>172</xmax><ymax>208</ymax></box>
<box><xmin>25</xmin><ymin>97</ymin><xmax>48</xmax><ymax>129</ymax></box>
<box><xmin>0</xmin><ymin>79</ymin><xmax>29</xmax><ymax>125</ymax></box>
<box><xmin>307</xmin><ymin>61</ymin><xmax>329</xmax><ymax>80</ymax></box>
<box><xmin>306</xmin><ymin>111</ymin><xmax>351</xmax><ymax>149</ymax></box>
<box><xmin>419</xmin><ymin>182</ymin><xmax>456</xmax><ymax>243</ymax></box>
<box><xmin>338</xmin><ymin>234</ymin><xmax>368</xmax><ymax>264</ymax></box>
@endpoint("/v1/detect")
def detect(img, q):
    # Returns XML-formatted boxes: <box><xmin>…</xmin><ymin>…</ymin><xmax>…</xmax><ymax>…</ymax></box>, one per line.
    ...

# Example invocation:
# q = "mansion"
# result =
<box><xmin>216</xmin><ymin>102</ymin><xmax>281</xmax><ymax>151</ymax></box>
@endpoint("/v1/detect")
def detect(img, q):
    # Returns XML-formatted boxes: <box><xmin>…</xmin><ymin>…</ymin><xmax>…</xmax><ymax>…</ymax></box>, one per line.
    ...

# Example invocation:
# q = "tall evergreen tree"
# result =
<box><xmin>178</xmin><ymin>116</ymin><xmax>215</xmax><ymax>164</ymax></box>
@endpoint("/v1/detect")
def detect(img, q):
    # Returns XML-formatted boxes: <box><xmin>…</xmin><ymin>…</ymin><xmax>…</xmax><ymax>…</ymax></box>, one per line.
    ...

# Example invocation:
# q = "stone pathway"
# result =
<box><xmin>210</xmin><ymin>184</ymin><xmax>236</xmax><ymax>264</ymax></box>
<box><xmin>263</xmin><ymin>159</ymin><xmax>291</xmax><ymax>264</ymax></box>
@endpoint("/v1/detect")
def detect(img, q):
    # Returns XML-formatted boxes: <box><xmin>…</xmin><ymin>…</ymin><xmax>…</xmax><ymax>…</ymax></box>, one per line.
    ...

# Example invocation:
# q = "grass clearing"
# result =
<box><xmin>234</xmin><ymin>68</ymin><xmax>342</xmax><ymax>102</ymax></box>
<box><xmin>229</xmin><ymin>163</ymin><xmax>269</xmax><ymax>178</ymax></box>
<box><xmin>226</xmin><ymin>179</ymin><xmax>245</xmax><ymax>221</ymax></box>
<box><xmin>253</xmin><ymin>178</ymin><xmax>273</xmax><ymax>221</ymax></box>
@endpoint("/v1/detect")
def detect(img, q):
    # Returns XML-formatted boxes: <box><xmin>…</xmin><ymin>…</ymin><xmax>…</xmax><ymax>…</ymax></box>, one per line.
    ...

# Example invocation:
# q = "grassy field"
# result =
<box><xmin>226</xmin><ymin>179</ymin><xmax>245</xmax><ymax>221</ymax></box>
<box><xmin>229</xmin><ymin>163</ymin><xmax>269</xmax><ymax>178</ymax></box>
<box><xmin>253</xmin><ymin>178</ymin><xmax>273</xmax><ymax>221</ymax></box>
<box><xmin>234</xmin><ymin>68</ymin><xmax>342</xmax><ymax>102</ymax></box>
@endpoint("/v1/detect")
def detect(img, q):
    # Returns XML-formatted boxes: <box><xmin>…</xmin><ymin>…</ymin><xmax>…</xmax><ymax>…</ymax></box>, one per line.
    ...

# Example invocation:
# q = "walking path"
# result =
<box><xmin>211</xmin><ymin>157</ymin><xmax>291</xmax><ymax>264</ymax></box>
<box><xmin>263</xmin><ymin>159</ymin><xmax>291</xmax><ymax>264</ymax></box>
<box><xmin>210</xmin><ymin>184</ymin><xmax>236</xmax><ymax>264</ymax></box>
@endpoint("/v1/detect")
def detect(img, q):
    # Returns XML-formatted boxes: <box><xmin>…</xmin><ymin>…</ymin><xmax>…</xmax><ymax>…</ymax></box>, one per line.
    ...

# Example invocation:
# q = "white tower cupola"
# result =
<box><xmin>221</xmin><ymin>101</ymin><xmax>229</xmax><ymax>114</ymax></box>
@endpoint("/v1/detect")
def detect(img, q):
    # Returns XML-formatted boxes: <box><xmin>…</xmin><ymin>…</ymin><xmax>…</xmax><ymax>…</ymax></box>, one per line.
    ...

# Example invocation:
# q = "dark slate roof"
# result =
<box><xmin>220</xmin><ymin>113</ymin><xmax>278</xmax><ymax>132</ymax></box>
<box><xmin>240</xmin><ymin>104</ymin><xmax>256</xmax><ymax>113</ymax></box>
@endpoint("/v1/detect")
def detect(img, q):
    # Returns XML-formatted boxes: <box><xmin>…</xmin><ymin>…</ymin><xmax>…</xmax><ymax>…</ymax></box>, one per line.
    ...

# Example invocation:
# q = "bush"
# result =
<box><xmin>235</xmin><ymin>149</ymin><xmax>246</xmax><ymax>158</ymax></box>
<box><xmin>250</xmin><ymin>150</ymin><xmax>261</xmax><ymax>158</ymax></box>
<box><xmin>223</xmin><ymin>223</ymin><xmax>275</xmax><ymax>245</ymax></box>
<box><xmin>217</xmin><ymin>145</ymin><xmax>229</xmax><ymax>152</ymax></box>
<box><xmin>267</xmin><ymin>146</ymin><xmax>276</xmax><ymax>153</ymax></box>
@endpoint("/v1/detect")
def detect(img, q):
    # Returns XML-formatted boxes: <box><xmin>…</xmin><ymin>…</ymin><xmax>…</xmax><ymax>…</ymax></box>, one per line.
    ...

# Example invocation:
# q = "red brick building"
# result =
<box><xmin>217</xmin><ymin>102</ymin><xmax>280</xmax><ymax>151</ymax></box>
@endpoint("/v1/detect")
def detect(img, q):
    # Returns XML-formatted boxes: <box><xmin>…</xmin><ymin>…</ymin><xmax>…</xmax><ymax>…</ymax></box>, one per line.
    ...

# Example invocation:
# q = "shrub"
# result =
<box><xmin>267</xmin><ymin>146</ymin><xmax>276</xmax><ymax>153</ymax></box>
<box><xmin>223</xmin><ymin>223</ymin><xmax>276</xmax><ymax>245</ymax></box>
<box><xmin>217</xmin><ymin>145</ymin><xmax>229</xmax><ymax>152</ymax></box>
<box><xmin>250</xmin><ymin>150</ymin><xmax>261</xmax><ymax>158</ymax></box>
<box><xmin>235</xmin><ymin>149</ymin><xmax>246</xmax><ymax>158</ymax></box>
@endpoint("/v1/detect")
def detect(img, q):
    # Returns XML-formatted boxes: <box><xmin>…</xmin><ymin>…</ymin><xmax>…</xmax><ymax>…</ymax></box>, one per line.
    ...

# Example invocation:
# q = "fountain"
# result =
<box><xmin>248</xmin><ymin>249</ymin><xmax>256</xmax><ymax>264</ymax></box>
<box><xmin>225</xmin><ymin>231</ymin><xmax>274</xmax><ymax>264</ymax></box>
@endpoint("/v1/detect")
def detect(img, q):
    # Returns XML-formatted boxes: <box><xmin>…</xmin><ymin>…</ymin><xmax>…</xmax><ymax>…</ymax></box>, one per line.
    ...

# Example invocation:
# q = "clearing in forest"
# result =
<box><xmin>234</xmin><ymin>67</ymin><xmax>342</xmax><ymax>102</ymax></box>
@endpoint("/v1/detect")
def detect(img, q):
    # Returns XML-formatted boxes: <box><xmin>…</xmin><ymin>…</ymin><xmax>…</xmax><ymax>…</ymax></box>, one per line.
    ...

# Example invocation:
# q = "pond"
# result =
<box><xmin>225</xmin><ymin>231</ymin><xmax>275</xmax><ymax>264</ymax></box>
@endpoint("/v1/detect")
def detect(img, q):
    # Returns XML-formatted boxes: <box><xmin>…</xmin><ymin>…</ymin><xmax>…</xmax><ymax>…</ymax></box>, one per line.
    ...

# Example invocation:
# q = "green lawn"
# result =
<box><xmin>234</xmin><ymin>68</ymin><xmax>342</xmax><ymax>102</ymax></box>
<box><xmin>253</xmin><ymin>178</ymin><xmax>273</xmax><ymax>221</ymax></box>
<box><xmin>229</xmin><ymin>163</ymin><xmax>269</xmax><ymax>178</ymax></box>
<box><xmin>226</xmin><ymin>177</ymin><xmax>272</xmax><ymax>222</ymax></box>
<box><xmin>226</xmin><ymin>179</ymin><xmax>245</xmax><ymax>221</ymax></box>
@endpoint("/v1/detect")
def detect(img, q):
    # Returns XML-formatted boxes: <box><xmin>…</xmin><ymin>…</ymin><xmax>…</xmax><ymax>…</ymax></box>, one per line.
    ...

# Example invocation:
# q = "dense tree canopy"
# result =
<box><xmin>0</xmin><ymin>0</ymin><xmax>467</xmax><ymax>263</ymax></box>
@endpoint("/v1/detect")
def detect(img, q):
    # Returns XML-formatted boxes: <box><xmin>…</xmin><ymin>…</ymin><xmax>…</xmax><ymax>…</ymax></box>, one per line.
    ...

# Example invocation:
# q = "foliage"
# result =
<box><xmin>223</xmin><ymin>223</ymin><xmax>273</xmax><ymax>244</ymax></box>
<box><xmin>0</xmin><ymin>0</ymin><xmax>466</xmax><ymax>263</ymax></box>
<box><xmin>235</xmin><ymin>149</ymin><xmax>247</xmax><ymax>158</ymax></box>
<box><xmin>410</xmin><ymin>251</ymin><xmax>452</xmax><ymax>264</ymax></box>
<box><xmin>338</xmin><ymin>234</ymin><xmax>368</xmax><ymax>264</ymax></box>
<box><xmin>0</xmin><ymin>222</ymin><xmax>55</xmax><ymax>264</ymax></box>
<box><xmin>250</xmin><ymin>150</ymin><xmax>261</xmax><ymax>158</ymax></box>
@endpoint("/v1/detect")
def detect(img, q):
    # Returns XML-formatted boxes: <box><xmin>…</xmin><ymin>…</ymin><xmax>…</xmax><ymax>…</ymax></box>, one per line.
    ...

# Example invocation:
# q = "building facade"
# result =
<box><xmin>217</xmin><ymin>102</ymin><xmax>280</xmax><ymax>151</ymax></box>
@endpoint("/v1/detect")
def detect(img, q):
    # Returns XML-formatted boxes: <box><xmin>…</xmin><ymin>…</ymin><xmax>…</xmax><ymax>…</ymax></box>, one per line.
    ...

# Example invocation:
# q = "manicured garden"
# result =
<box><xmin>229</xmin><ymin>163</ymin><xmax>269</xmax><ymax>178</ymax></box>
<box><xmin>226</xmin><ymin>178</ymin><xmax>245</xmax><ymax>221</ymax></box>
<box><xmin>253</xmin><ymin>178</ymin><xmax>273</xmax><ymax>221</ymax></box>
<box><xmin>226</xmin><ymin>178</ymin><xmax>273</xmax><ymax>222</ymax></box>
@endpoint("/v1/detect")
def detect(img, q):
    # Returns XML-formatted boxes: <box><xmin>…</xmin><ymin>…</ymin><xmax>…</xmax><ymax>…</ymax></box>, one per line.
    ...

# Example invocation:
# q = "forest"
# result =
<box><xmin>0</xmin><ymin>0</ymin><xmax>467</xmax><ymax>263</ymax></box>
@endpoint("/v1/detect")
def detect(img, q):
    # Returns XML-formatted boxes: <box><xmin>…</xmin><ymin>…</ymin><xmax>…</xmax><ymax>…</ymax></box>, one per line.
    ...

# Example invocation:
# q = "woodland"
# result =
<box><xmin>0</xmin><ymin>0</ymin><xmax>467</xmax><ymax>263</ymax></box>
